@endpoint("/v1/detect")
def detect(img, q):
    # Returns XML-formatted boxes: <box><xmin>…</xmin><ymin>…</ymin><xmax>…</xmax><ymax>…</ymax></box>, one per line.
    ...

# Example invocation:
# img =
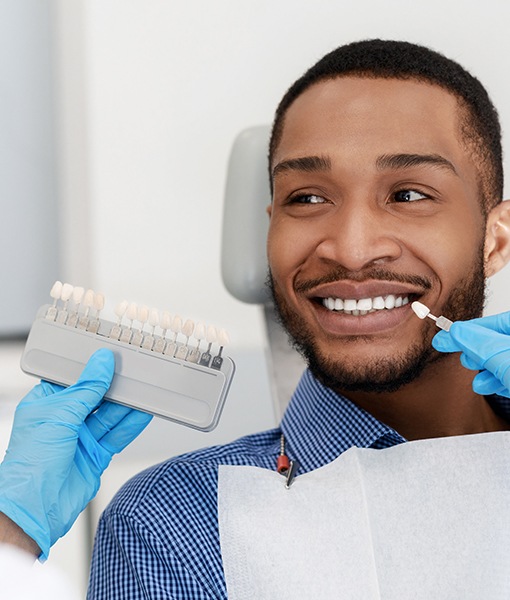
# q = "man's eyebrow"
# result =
<box><xmin>376</xmin><ymin>153</ymin><xmax>458</xmax><ymax>175</ymax></box>
<box><xmin>272</xmin><ymin>155</ymin><xmax>331</xmax><ymax>178</ymax></box>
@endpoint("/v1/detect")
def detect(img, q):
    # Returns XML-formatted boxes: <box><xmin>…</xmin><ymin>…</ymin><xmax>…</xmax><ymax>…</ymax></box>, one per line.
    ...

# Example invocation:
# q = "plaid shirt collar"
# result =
<box><xmin>280</xmin><ymin>369</ymin><xmax>510</xmax><ymax>473</ymax></box>
<box><xmin>280</xmin><ymin>369</ymin><xmax>405</xmax><ymax>472</ymax></box>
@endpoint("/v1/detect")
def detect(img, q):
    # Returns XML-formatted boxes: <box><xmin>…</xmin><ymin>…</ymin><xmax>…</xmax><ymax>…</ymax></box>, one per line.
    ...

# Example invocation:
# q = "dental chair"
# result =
<box><xmin>221</xmin><ymin>126</ymin><xmax>305</xmax><ymax>417</ymax></box>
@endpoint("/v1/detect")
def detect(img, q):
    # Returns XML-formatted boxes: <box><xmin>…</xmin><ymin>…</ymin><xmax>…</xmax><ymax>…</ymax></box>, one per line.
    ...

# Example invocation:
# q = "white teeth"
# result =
<box><xmin>356</xmin><ymin>298</ymin><xmax>372</xmax><ymax>311</ymax></box>
<box><xmin>373</xmin><ymin>296</ymin><xmax>385</xmax><ymax>309</ymax></box>
<box><xmin>384</xmin><ymin>295</ymin><xmax>396</xmax><ymax>309</ymax></box>
<box><xmin>322</xmin><ymin>294</ymin><xmax>411</xmax><ymax>314</ymax></box>
<box><xmin>344</xmin><ymin>299</ymin><xmax>357</xmax><ymax>311</ymax></box>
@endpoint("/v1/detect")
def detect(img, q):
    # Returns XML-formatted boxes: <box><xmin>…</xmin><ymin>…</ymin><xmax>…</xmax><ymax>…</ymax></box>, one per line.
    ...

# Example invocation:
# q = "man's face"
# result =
<box><xmin>267</xmin><ymin>76</ymin><xmax>488</xmax><ymax>393</ymax></box>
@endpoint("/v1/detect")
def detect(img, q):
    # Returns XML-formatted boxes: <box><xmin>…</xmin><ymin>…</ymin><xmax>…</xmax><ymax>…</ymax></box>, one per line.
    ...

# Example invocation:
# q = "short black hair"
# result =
<box><xmin>269</xmin><ymin>39</ymin><xmax>503</xmax><ymax>212</ymax></box>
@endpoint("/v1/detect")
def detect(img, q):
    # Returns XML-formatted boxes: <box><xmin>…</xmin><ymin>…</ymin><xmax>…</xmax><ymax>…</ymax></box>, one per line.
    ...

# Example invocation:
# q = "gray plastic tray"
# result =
<box><xmin>21</xmin><ymin>305</ymin><xmax>235</xmax><ymax>431</ymax></box>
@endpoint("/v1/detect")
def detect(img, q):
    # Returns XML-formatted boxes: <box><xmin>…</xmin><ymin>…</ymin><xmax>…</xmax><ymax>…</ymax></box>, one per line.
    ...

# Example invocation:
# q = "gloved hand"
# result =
<box><xmin>432</xmin><ymin>311</ymin><xmax>510</xmax><ymax>398</ymax></box>
<box><xmin>0</xmin><ymin>348</ymin><xmax>152</xmax><ymax>559</ymax></box>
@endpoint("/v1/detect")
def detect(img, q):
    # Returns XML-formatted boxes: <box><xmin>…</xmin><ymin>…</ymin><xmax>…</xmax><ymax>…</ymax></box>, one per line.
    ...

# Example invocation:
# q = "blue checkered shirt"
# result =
<box><xmin>87</xmin><ymin>369</ymin><xmax>510</xmax><ymax>599</ymax></box>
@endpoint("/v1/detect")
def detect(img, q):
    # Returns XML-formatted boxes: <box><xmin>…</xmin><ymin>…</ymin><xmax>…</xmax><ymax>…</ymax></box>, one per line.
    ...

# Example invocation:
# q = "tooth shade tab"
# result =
<box><xmin>61</xmin><ymin>283</ymin><xmax>74</xmax><ymax>302</ymax></box>
<box><xmin>411</xmin><ymin>301</ymin><xmax>430</xmax><ymax>319</ymax></box>
<box><xmin>411</xmin><ymin>301</ymin><xmax>453</xmax><ymax>332</ymax></box>
<box><xmin>50</xmin><ymin>281</ymin><xmax>63</xmax><ymax>300</ymax></box>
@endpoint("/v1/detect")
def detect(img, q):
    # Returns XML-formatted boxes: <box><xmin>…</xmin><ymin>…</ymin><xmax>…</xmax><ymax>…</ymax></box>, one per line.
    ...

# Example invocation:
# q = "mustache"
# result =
<box><xmin>294</xmin><ymin>266</ymin><xmax>433</xmax><ymax>294</ymax></box>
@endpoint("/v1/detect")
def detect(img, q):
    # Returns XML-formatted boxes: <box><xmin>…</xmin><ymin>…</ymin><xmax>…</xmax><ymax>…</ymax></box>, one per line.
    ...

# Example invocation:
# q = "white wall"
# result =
<box><xmin>0</xmin><ymin>0</ymin><xmax>59</xmax><ymax>335</ymax></box>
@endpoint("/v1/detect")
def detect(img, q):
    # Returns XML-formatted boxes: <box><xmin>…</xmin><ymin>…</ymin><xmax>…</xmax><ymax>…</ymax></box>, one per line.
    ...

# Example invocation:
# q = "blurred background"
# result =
<box><xmin>1</xmin><ymin>0</ymin><xmax>510</xmax><ymax>594</ymax></box>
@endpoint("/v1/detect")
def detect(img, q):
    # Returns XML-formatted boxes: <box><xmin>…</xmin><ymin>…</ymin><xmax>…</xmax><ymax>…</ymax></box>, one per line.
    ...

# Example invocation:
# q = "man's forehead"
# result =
<box><xmin>272</xmin><ymin>75</ymin><xmax>466</xmax><ymax>167</ymax></box>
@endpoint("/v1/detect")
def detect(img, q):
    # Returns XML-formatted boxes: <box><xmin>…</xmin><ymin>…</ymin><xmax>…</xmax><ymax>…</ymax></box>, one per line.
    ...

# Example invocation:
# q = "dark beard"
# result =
<box><xmin>268</xmin><ymin>253</ymin><xmax>486</xmax><ymax>395</ymax></box>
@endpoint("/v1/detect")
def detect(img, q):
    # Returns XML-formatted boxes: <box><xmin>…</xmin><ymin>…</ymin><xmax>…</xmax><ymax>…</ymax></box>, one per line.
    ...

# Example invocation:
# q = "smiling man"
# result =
<box><xmin>88</xmin><ymin>40</ymin><xmax>510</xmax><ymax>599</ymax></box>
<box><xmin>267</xmin><ymin>65</ymin><xmax>510</xmax><ymax>441</ymax></box>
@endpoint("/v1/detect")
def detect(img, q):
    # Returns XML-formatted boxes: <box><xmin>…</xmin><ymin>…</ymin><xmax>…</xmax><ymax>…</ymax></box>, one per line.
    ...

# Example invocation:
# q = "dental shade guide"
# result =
<box><xmin>411</xmin><ymin>301</ymin><xmax>453</xmax><ymax>332</ymax></box>
<box><xmin>21</xmin><ymin>282</ymin><xmax>235</xmax><ymax>431</ymax></box>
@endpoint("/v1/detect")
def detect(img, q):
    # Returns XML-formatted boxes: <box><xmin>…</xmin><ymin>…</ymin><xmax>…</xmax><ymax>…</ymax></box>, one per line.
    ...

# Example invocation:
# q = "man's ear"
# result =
<box><xmin>484</xmin><ymin>200</ymin><xmax>510</xmax><ymax>277</ymax></box>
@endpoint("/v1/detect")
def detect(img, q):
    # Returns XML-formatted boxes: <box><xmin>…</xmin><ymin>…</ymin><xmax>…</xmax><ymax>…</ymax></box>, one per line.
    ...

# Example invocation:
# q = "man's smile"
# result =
<box><xmin>298</xmin><ymin>278</ymin><xmax>430</xmax><ymax>336</ymax></box>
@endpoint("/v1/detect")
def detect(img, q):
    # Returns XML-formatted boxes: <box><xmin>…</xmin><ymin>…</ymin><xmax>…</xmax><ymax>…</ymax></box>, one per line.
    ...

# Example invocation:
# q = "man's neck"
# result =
<box><xmin>337</xmin><ymin>355</ymin><xmax>510</xmax><ymax>441</ymax></box>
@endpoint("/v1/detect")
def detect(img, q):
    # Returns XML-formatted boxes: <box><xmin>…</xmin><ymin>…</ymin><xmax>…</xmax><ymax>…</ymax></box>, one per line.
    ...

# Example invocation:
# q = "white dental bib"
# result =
<box><xmin>218</xmin><ymin>432</ymin><xmax>510</xmax><ymax>599</ymax></box>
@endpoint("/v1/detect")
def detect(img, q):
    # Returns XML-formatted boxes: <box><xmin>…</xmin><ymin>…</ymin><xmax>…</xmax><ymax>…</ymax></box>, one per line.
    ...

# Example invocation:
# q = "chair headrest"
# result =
<box><xmin>221</xmin><ymin>125</ymin><xmax>272</xmax><ymax>304</ymax></box>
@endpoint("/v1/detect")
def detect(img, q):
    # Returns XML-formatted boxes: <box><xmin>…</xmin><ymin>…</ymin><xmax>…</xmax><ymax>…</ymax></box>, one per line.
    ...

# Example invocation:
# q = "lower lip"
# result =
<box><xmin>313</xmin><ymin>302</ymin><xmax>415</xmax><ymax>335</ymax></box>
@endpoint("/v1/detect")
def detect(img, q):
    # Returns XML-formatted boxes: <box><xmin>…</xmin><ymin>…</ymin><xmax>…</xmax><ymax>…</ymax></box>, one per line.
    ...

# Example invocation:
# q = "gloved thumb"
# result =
<box><xmin>433</xmin><ymin>321</ymin><xmax>510</xmax><ymax>367</ymax></box>
<box><xmin>58</xmin><ymin>348</ymin><xmax>115</xmax><ymax>416</ymax></box>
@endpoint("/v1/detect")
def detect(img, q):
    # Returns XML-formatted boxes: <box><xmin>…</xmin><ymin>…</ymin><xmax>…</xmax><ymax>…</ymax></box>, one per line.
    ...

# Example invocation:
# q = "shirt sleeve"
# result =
<box><xmin>87</xmin><ymin>511</ymin><xmax>215</xmax><ymax>600</ymax></box>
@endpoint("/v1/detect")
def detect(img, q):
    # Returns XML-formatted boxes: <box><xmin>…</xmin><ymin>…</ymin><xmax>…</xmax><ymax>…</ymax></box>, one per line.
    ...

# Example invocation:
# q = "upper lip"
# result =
<box><xmin>306</xmin><ymin>280</ymin><xmax>426</xmax><ymax>300</ymax></box>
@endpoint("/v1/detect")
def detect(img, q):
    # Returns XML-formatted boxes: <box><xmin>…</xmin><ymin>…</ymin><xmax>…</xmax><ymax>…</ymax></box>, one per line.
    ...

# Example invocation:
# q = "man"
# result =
<box><xmin>87</xmin><ymin>40</ymin><xmax>510</xmax><ymax>598</ymax></box>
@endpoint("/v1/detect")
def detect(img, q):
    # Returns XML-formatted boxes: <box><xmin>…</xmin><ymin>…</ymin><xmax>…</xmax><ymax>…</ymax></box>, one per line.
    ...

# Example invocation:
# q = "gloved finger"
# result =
<box><xmin>71</xmin><ymin>347</ymin><xmax>114</xmax><ymax>393</ymax></box>
<box><xmin>77</xmin><ymin>425</ymin><xmax>113</xmax><ymax>475</ymax></box>
<box><xmin>16</xmin><ymin>380</ymin><xmax>65</xmax><ymax>406</ymax></box>
<box><xmin>59</xmin><ymin>348</ymin><xmax>115</xmax><ymax>418</ymax></box>
<box><xmin>472</xmin><ymin>370</ymin><xmax>507</xmax><ymax>396</ymax></box>
<box><xmin>98</xmin><ymin>409</ymin><xmax>152</xmax><ymax>454</ymax></box>
<box><xmin>460</xmin><ymin>352</ymin><xmax>482</xmax><ymax>371</ymax></box>
<box><xmin>85</xmin><ymin>401</ymin><xmax>135</xmax><ymax>440</ymax></box>
<box><xmin>434</xmin><ymin>322</ymin><xmax>510</xmax><ymax>366</ymax></box>
<box><xmin>457</xmin><ymin>310</ymin><xmax>510</xmax><ymax>334</ymax></box>
<box><xmin>432</xmin><ymin>330</ymin><xmax>459</xmax><ymax>353</ymax></box>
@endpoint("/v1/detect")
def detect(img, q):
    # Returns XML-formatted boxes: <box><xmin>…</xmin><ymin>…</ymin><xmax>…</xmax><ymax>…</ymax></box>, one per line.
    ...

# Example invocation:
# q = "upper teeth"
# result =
<box><xmin>323</xmin><ymin>294</ymin><xmax>410</xmax><ymax>315</ymax></box>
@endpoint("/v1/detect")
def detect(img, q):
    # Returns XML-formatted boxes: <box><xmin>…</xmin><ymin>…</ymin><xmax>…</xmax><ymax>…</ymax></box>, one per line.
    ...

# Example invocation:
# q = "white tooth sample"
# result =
<box><xmin>344</xmin><ymin>299</ymin><xmax>357</xmax><ymax>311</ymax></box>
<box><xmin>206</xmin><ymin>325</ymin><xmax>218</xmax><ymax>344</ymax></box>
<box><xmin>46</xmin><ymin>280</ymin><xmax>63</xmax><ymax>319</ymax></box>
<box><xmin>334</xmin><ymin>298</ymin><xmax>344</xmax><ymax>310</ymax></box>
<box><xmin>373</xmin><ymin>296</ymin><xmax>385</xmax><ymax>310</ymax></box>
<box><xmin>94</xmin><ymin>292</ymin><xmax>105</xmax><ymax>311</ymax></box>
<box><xmin>61</xmin><ymin>283</ymin><xmax>74</xmax><ymax>302</ymax></box>
<box><xmin>149</xmin><ymin>308</ymin><xmax>160</xmax><ymax>329</ymax></box>
<box><xmin>126</xmin><ymin>302</ymin><xmax>138</xmax><ymax>323</ymax></box>
<box><xmin>115</xmin><ymin>300</ymin><xmax>129</xmax><ymax>320</ymax></box>
<box><xmin>160</xmin><ymin>310</ymin><xmax>172</xmax><ymax>331</ymax></box>
<box><xmin>356</xmin><ymin>298</ymin><xmax>372</xmax><ymax>311</ymax></box>
<box><xmin>137</xmin><ymin>305</ymin><xmax>149</xmax><ymax>326</ymax></box>
<box><xmin>171</xmin><ymin>315</ymin><xmax>183</xmax><ymax>334</ymax></box>
<box><xmin>110</xmin><ymin>300</ymin><xmax>128</xmax><ymax>339</ymax></box>
<box><xmin>72</xmin><ymin>286</ymin><xmax>85</xmax><ymax>304</ymax></box>
<box><xmin>182</xmin><ymin>319</ymin><xmax>195</xmax><ymax>338</ymax></box>
<box><xmin>194</xmin><ymin>322</ymin><xmax>206</xmax><ymax>343</ymax></box>
<box><xmin>384</xmin><ymin>294</ymin><xmax>396</xmax><ymax>309</ymax></box>
<box><xmin>83</xmin><ymin>289</ymin><xmax>95</xmax><ymax>308</ymax></box>
<box><xmin>153</xmin><ymin>310</ymin><xmax>170</xmax><ymax>352</ymax></box>
<box><xmin>218</xmin><ymin>328</ymin><xmax>230</xmax><ymax>346</ymax></box>
<box><xmin>411</xmin><ymin>301</ymin><xmax>430</xmax><ymax>319</ymax></box>
<box><xmin>395</xmin><ymin>296</ymin><xmax>403</xmax><ymax>308</ymax></box>
<box><xmin>50</xmin><ymin>280</ymin><xmax>63</xmax><ymax>300</ymax></box>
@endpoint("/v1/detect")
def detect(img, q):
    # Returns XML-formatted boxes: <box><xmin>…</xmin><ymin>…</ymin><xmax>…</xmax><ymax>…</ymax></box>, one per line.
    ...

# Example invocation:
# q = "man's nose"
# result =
<box><xmin>315</xmin><ymin>203</ymin><xmax>402</xmax><ymax>272</ymax></box>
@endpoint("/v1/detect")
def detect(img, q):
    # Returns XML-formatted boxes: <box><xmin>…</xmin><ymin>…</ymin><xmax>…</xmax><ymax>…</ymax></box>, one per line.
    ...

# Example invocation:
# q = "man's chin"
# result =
<box><xmin>294</xmin><ymin>338</ymin><xmax>442</xmax><ymax>395</ymax></box>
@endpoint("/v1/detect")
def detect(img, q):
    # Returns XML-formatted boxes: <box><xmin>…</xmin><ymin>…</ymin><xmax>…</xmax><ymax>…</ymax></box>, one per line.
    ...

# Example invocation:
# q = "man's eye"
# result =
<box><xmin>392</xmin><ymin>189</ymin><xmax>429</xmax><ymax>203</ymax></box>
<box><xmin>290</xmin><ymin>194</ymin><xmax>326</xmax><ymax>204</ymax></box>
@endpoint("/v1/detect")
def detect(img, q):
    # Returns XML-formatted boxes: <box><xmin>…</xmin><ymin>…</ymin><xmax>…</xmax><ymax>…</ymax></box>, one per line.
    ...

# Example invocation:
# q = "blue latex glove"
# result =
<box><xmin>432</xmin><ymin>311</ymin><xmax>510</xmax><ymax>398</ymax></box>
<box><xmin>0</xmin><ymin>348</ymin><xmax>152</xmax><ymax>559</ymax></box>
